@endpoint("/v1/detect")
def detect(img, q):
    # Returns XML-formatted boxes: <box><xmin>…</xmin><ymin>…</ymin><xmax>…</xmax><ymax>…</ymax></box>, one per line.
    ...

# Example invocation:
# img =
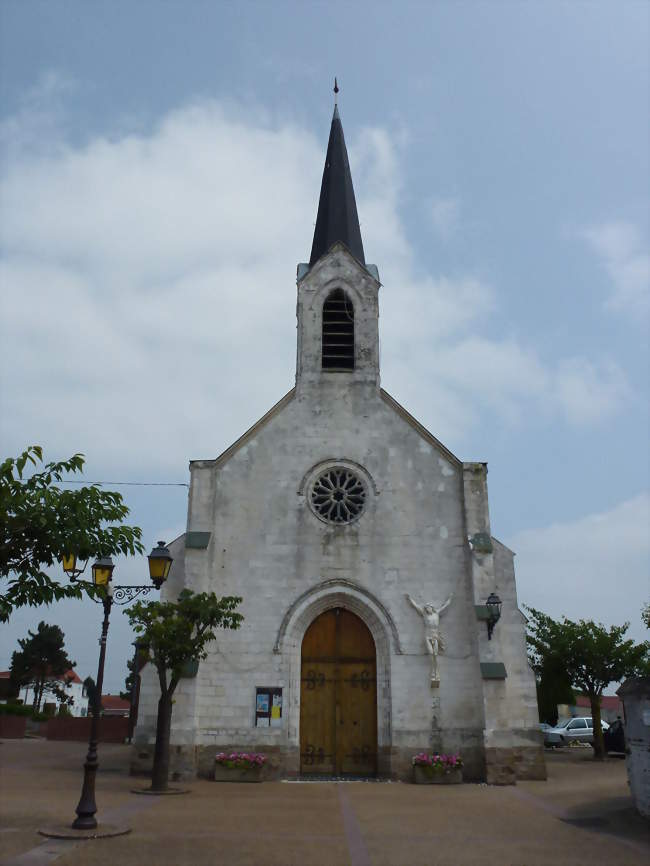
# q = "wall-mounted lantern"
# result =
<box><xmin>485</xmin><ymin>592</ymin><xmax>502</xmax><ymax>640</ymax></box>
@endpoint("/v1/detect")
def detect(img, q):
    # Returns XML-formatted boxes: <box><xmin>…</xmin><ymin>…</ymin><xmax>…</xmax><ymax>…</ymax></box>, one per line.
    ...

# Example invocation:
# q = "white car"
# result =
<box><xmin>544</xmin><ymin>716</ymin><xmax>609</xmax><ymax>747</ymax></box>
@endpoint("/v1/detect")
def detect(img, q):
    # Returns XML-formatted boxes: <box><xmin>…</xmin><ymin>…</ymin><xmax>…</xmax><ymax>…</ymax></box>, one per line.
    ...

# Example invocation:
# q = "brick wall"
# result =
<box><xmin>46</xmin><ymin>716</ymin><xmax>129</xmax><ymax>742</ymax></box>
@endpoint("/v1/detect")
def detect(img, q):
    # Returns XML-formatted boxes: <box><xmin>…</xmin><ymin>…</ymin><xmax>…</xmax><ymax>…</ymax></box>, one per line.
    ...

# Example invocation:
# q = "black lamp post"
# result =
<box><xmin>485</xmin><ymin>592</ymin><xmax>502</xmax><ymax>640</ymax></box>
<box><xmin>60</xmin><ymin>542</ymin><xmax>172</xmax><ymax>832</ymax></box>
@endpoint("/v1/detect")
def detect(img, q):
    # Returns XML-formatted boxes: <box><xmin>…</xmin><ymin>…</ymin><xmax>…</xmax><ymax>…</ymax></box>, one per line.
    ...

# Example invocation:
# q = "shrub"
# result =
<box><xmin>0</xmin><ymin>702</ymin><xmax>49</xmax><ymax>720</ymax></box>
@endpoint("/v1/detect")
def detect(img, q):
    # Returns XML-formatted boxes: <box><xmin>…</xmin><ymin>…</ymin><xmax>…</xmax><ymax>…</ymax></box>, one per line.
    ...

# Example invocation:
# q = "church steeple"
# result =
<box><xmin>309</xmin><ymin>105</ymin><xmax>365</xmax><ymax>267</ymax></box>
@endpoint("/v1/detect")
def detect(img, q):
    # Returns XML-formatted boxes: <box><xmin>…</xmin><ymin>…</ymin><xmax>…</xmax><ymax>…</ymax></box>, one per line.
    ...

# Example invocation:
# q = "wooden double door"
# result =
<box><xmin>300</xmin><ymin>608</ymin><xmax>377</xmax><ymax>776</ymax></box>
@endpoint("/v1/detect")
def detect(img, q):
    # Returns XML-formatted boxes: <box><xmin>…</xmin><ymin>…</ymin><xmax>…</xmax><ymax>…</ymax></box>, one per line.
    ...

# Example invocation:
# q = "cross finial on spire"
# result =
<box><xmin>333</xmin><ymin>77</ymin><xmax>339</xmax><ymax>104</ymax></box>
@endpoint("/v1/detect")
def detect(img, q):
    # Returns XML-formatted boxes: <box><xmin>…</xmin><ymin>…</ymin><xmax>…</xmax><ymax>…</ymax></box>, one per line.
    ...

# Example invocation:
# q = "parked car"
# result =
<box><xmin>544</xmin><ymin>716</ymin><xmax>609</xmax><ymax>747</ymax></box>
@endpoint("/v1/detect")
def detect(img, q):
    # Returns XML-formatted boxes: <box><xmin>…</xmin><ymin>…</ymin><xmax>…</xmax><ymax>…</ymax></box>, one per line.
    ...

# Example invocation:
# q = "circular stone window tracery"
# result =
<box><xmin>309</xmin><ymin>467</ymin><xmax>367</xmax><ymax>524</ymax></box>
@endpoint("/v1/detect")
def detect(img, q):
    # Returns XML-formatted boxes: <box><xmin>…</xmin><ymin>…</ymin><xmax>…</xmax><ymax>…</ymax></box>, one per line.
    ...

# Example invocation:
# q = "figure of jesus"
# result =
<box><xmin>405</xmin><ymin>593</ymin><xmax>453</xmax><ymax>685</ymax></box>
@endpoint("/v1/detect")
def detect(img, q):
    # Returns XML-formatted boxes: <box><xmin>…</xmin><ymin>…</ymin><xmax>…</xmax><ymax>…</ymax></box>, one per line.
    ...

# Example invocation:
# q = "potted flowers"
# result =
<box><xmin>412</xmin><ymin>752</ymin><xmax>463</xmax><ymax>784</ymax></box>
<box><xmin>214</xmin><ymin>751</ymin><xmax>267</xmax><ymax>782</ymax></box>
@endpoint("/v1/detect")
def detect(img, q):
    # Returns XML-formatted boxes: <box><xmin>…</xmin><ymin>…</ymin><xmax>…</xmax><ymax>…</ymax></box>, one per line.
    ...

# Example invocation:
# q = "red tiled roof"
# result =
<box><xmin>101</xmin><ymin>695</ymin><xmax>130</xmax><ymax>711</ymax></box>
<box><xmin>0</xmin><ymin>671</ymin><xmax>11</xmax><ymax>679</ymax></box>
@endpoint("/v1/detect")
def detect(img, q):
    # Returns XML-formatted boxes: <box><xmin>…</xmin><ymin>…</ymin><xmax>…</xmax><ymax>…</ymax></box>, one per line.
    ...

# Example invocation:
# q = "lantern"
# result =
<box><xmin>147</xmin><ymin>541</ymin><xmax>172</xmax><ymax>589</ymax></box>
<box><xmin>91</xmin><ymin>556</ymin><xmax>115</xmax><ymax>587</ymax></box>
<box><xmin>485</xmin><ymin>592</ymin><xmax>502</xmax><ymax>640</ymax></box>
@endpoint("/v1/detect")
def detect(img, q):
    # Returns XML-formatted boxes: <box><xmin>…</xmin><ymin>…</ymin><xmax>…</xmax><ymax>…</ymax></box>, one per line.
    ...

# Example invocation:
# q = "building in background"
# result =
<box><xmin>18</xmin><ymin>669</ymin><xmax>89</xmax><ymax>717</ymax></box>
<box><xmin>101</xmin><ymin>695</ymin><xmax>131</xmax><ymax>717</ymax></box>
<box><xmin>557</xmin><ymin>694</ymin><xmax>624</xmax><ymax>725</ymax></box>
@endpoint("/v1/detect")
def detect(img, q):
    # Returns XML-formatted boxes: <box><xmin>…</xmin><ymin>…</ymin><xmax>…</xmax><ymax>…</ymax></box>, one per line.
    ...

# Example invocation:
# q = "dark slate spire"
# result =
<box><xmin>309</xmin><ymin>105</ymin><xmax>365</xmax><ymax>266</ymax></box>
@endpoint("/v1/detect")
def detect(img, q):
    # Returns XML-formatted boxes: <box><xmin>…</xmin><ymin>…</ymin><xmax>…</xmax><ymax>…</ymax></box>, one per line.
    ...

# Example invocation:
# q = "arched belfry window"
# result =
<box><xmin>322</xmin><ymin>289</ymin><xmax>354</xmax><ymax>370</ymax></box>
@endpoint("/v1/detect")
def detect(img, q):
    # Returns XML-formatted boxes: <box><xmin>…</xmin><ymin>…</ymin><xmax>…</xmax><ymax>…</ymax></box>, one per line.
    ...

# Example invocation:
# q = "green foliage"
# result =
<box><xmin>0</xmin><ymin>702</ymin><xmax>36</xmax><ymax>717</ymax></box>
<box><xmin>120</xmin><ymin>656</ymin><xmax>137</xmax><ymax>702</ymax></box>
<box><xmin>526</xmin><ymin>606</ymin><xmax>649</xmax><ymax>756</ymax></box>
<box><xmin>0</xmin><ymin>703</ymin><xmax>49</xmax><ymax>721</ymax></box>
<box><xmin>535</xmin><ymin>654</ymin><xmax>575</xmax><ymax>725</ymax></box>
<box><xmin>83</xmin><ymin>676</ymin><xmax>101</xmax><ymax>717</ymax></box>
<box><xmin>0</xmin><ymin>446</ymin><xmax>144</xmax><ymax>621</ymax></box>
<box><xmin>526</xmin><ymin>607</ymin><xmax>649</xmax><ymax>696</ymax></box>
<box><xmin>10</xmin><ymin>621</ymin><xmax>75</xmax><ymax>712</ymax></box>
<box><xmin>125</xmin><ymin>590</ymin><xmax>243</xmax><ymax>697</ymax></box>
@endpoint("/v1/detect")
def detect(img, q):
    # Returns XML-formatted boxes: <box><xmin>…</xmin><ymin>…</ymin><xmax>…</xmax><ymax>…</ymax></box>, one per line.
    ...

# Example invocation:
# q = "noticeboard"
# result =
<box><xmin>255</xmin><ymin>687</ymin><xmax>282</xmax><ymax>728</ymax></box>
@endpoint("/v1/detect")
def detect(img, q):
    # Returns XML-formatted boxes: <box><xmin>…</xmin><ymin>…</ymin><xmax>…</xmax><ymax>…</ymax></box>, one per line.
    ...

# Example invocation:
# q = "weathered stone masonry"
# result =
<box><xmin>132</xmin><ymin>105</ymin><xmax>545</xmax><ymax>785</ymax></box>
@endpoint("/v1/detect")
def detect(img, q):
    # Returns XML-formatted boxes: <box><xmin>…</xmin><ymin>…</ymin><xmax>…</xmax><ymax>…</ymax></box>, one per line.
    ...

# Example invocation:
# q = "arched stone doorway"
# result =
<box><xmin>300</xmin><ymin>608</ymin><xmax>377</xmax><ymax>776</ymax></box>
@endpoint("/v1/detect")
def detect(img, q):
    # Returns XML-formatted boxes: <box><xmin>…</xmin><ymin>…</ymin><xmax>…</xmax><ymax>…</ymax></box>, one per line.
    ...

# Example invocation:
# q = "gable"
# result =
<box><xmin>190</xmin><ymin>388</ymin><xmax>295</xmax><ymax>471</ymax></box>
<box><xmin>379</xmin><ymin>389</ymin><xmax>462</xmax><ymax>468</ymax></box>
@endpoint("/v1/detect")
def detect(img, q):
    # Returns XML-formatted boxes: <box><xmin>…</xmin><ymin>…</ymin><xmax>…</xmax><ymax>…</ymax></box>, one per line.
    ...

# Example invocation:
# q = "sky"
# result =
<box><xmin>0</xmin><ymin>0</ymin><xmax>648</xmax><ymax>695</ymax></box>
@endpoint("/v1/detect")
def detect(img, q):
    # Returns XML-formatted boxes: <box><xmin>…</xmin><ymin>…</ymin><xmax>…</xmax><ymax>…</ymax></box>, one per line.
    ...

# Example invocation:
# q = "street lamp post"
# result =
<box><xmin>60</xmin><ymin>542</ymin><xmax>173</xmax><ymax>832</ymax></box>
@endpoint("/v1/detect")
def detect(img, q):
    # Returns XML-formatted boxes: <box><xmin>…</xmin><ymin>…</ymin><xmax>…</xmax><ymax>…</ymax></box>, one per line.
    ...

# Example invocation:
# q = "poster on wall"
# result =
<box><xmin>255</xmin><ymin>687</ymin><xmax>282</xmax><ymax>727</ymax></box>
<box><xmin>270</xmin><ymin>692</ymin><xmax>282</xmax><ymax>727</ymax></box>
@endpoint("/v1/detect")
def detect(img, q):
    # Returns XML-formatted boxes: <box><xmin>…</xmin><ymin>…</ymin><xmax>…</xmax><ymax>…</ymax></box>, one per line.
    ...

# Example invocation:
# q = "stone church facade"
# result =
<box><xmin>133</xmin><ymin>106</ymin><xmax>545</xmax><ymax>785</ymax></box>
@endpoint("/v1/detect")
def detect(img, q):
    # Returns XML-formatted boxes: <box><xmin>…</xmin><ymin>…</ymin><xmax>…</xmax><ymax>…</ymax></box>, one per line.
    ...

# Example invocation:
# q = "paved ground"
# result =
<box><xmin>0</xmin><ymin>739</ymin><xmax>648</xmax><ymax>865</ymax></box>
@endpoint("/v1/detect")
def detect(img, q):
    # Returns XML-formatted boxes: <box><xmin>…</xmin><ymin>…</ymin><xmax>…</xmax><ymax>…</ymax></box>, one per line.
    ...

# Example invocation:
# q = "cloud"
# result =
<box><xmin>508</xmin><ymin>493</ymin><xmax>650</xmax><ymax>646</ymax></box>
<box><xmin>554</xmin><ymin>357</ymin><xmax>632</xmax><ymax>424</ymax></box>
<box><xmin>428</xmin><ymin>196</ymin><xmax>461</xmax><ymax>240</ymax></box>
<box><xmin>0</xmin><ymin>94</ymin><xmax>634</xmax><ymax>478</ymax></box>
<box><xmin>0</xmin><ymin>70</ymin><xmax>76</xmax><ymax>160</ymax></box>
<box><xmin>581</xmin><ymin>221</ymin><xmax>650</xmax><ymax>317</ymax></box>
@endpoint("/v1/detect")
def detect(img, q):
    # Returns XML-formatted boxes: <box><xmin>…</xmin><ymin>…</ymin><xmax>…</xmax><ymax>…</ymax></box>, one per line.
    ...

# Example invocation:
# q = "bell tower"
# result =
<box><xmin>295</xmin><ymin>105</ymin><xmax>381</xmax><ymax>395</ymax></box>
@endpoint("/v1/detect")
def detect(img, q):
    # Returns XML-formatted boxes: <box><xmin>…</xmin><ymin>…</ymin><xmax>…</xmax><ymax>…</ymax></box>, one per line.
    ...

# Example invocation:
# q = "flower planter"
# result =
<box><xmin>214</xmin><ymin>766</ymin><xmax>263</xmax><ymax>783</ymax></box>
<box><xmin>413</xmin><ymin>766</ymin><xmax>463</xmax><ymax>785</ymax></box>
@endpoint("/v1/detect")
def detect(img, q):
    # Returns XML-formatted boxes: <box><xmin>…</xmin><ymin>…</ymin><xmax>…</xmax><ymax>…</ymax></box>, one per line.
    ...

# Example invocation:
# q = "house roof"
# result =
<box><xmin>63</xmin><ymin>669</ymin><xmax>82</xmax><ymax>684</ymax></box>
<box><xmin>0</xmin><ymin>671</ymin><xmax>11</xmax><ymax>679</ymax></box>
<box><xmin>101</xmin><ymin>695</ymin><xmax>130</xmax><ymax>712</ymax></box>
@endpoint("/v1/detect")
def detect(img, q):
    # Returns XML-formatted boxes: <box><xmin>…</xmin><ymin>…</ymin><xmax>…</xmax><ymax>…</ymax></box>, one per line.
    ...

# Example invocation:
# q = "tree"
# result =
<box><xmin>535</xmin><ymin>655</ymin><xmax>575</xmax><ymax>726</ymax></box>
<box><xmin>526</xmin><ymin>607</ymin><xmax>649</xmax><ymax>759</ymax></box>
<box><xmin>120</xmin><ymin>656</ymin><xmax>138</xmax><ymax>702</ymax></box>
<box><xmin>642</xmin><ymin>602</ymin><xmax>650</xmax><ymax>629</ymax></box>
<box><xmin>83</xmin><ymin>676</ymin><xmax>100</xmax><ymax>717</ymax></box>
<box><xmin>10</xmin><ymin>621</ymin><xmax>76</xmax><ymax>712</ymax></box>
<box><xmin>0</xmin><ymin>446</ymin><xmax>144</xmax><ymax>622</ymax></box>
<box><xmin>126</xmin><ymin>590</ymin><xmax>243</xmax><ymax>791</ymax></box>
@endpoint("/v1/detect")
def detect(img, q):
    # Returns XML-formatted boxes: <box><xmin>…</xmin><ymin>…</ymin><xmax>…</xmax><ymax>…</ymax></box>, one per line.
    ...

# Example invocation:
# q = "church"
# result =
<box><xmin>133</xmin><ymin>103</ymin><xmax>545</xmax><ymax>785</ymax></box>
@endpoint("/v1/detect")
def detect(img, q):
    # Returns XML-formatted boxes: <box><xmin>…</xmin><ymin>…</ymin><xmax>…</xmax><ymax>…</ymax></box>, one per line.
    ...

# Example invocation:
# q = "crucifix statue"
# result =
<box><xmin>406</xmin><ymin>593</ymin><xmax>453</xmax><ymax>686</ymax></box>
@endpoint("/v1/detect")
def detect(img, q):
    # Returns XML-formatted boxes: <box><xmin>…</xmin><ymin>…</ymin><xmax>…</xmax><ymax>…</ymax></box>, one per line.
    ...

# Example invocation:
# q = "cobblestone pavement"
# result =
<box><xmin>1</xmin><ymin>740</ymin><xmax>648</xmax><ymax>865</ymax></box>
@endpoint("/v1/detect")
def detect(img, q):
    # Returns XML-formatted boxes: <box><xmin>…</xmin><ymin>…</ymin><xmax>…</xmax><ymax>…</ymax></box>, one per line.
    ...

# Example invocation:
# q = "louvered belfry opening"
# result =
<box><xmin>322</xmin><ymin>289</ymin><xmax>355</xmax><ymax>370</ymax></box>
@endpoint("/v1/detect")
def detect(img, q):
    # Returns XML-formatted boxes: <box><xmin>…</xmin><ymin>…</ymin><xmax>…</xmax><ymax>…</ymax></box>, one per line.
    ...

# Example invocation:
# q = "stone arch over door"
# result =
<box><xmin>275</xmin><ymin>581</ymin><xmax>395</xmax><ymax>777</ymax></box>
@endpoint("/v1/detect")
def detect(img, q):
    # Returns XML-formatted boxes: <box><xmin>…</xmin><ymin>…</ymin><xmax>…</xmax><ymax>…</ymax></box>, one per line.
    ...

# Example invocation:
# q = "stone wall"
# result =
<box><xmin>618</xmin><ymin>677</ymin><xmax>650</xmax><ymax>818</ymax></box>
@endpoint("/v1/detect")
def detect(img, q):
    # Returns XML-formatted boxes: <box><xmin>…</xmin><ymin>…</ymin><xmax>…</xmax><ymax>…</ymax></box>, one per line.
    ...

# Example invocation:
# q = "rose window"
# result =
<box><xmin>310</xmin><ymin>467</ymin><xmax>366</xmax><ymax>524</ymax></box>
